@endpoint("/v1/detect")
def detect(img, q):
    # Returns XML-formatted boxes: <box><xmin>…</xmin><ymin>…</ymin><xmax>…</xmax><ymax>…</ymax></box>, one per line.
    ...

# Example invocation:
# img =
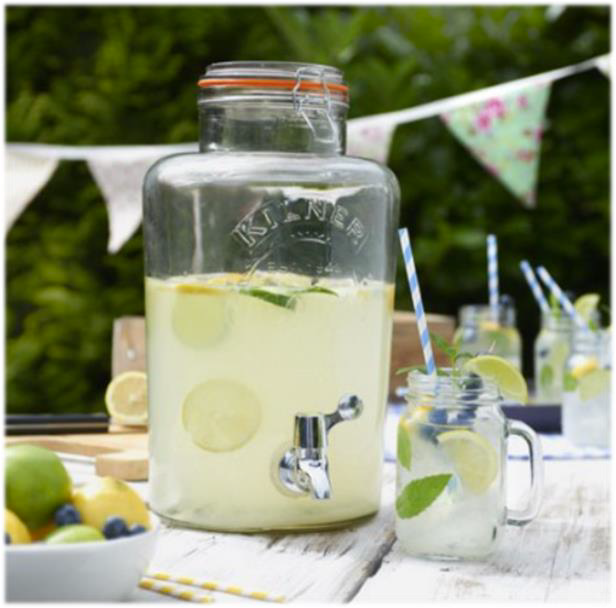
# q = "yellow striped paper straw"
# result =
<box><xmin>139</xmin><ymin>578</ymin><xmax>215</xmax><ymax>603</ymax></box>
<box><xmin>147</xmin><ymin>571</ymin><xmax>286</xmax><ymax>603</ymax></box>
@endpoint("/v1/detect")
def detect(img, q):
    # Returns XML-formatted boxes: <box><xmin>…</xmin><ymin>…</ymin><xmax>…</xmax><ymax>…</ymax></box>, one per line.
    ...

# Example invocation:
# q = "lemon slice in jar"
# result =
<box><xmin>182</xmin><ymin>380</ymin><xmax>261</xmax><ymax>452</ymax></box>
<box><xmin>105</xmin><ymin>371</ymin><xmax>148</xmax><ymax>425</ymax></box>
<box><xmin>172</xmin><ymin>282</ymin><xmax>229</xmax><ymax>349</ymax></box>
<box><xmin>437</xmin><ymin>430</ymin><xmax>498</xmax><ymax>494</ymax></box>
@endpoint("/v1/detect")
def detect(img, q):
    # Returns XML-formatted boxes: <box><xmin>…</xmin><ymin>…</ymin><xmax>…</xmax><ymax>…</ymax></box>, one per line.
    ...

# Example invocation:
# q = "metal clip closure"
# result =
<box><xmin>292</xmin><ymin>66</ymin><xmax>338</xmax><ymax>145</ymax></box>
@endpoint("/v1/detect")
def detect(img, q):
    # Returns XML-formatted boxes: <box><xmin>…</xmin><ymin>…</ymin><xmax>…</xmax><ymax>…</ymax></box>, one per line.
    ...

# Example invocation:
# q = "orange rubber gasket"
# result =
<box><xmin>197</xmin><ymin>78</ymin><xmax>348</xmax><ymax>94</ymax></box>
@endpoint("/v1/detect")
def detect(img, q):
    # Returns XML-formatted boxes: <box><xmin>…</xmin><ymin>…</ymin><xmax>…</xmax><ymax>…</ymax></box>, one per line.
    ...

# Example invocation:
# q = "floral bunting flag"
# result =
<box><xmin>347</xmin><ymin>118</ymin><xmax>397</xmax><ymax>164</ymax></box>
<box><xmin>596</xmin><ymin>55</ymin><xmax>610</xmax><ymax>77</ymax></box>
<box><xmin>441</xmin><ymin>84</ymin><xmax>551</xmax><ymax>207</ymax></box>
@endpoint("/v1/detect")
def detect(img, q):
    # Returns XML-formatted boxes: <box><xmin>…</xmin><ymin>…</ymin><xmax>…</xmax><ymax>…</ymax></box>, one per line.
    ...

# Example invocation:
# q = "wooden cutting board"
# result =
<box><xmin>6</xmin><ymin>433</ymin><xmax>149</xmax><ymax>481</ymax></box>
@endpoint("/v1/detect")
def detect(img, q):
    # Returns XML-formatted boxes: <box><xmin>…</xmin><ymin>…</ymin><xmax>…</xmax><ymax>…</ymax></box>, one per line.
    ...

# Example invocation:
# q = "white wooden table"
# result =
<box><xmin>63</xmin><ymin>452</ymin><xmax>610</xmax><ymax>603</ymax></box>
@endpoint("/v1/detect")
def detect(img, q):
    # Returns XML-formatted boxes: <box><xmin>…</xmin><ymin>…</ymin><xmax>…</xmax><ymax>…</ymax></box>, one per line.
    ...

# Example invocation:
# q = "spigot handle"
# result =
<box><xmin>277</xmin><ymin>393</ymin><xmax>364</xmax><ymax>499</ymax></box>
<box><xmin>324</xmin><ymin>394</ymin><xmax>364</xmax><ymax>432</ymax></box>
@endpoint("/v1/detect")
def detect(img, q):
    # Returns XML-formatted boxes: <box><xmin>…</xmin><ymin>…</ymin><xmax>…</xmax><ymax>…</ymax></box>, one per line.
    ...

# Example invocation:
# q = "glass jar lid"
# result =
<box><xmin>198</xmin><ymin>61</ymin><xmax>349</xmax><ymax>107</ymax></box>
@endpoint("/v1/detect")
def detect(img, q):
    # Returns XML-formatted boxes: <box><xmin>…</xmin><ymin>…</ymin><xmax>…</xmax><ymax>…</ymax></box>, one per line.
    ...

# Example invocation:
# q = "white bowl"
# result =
<box><xmin>6</xmin><ymin>525</ymin><xmax>158</xmax><ymax>602</ymax></box>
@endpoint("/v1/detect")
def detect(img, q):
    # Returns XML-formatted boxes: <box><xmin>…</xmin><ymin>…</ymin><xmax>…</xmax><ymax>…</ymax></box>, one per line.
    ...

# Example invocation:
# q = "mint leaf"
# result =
<box><xmin>397</xmin><ymin>423</ymin><xmax>411</xmax><ymax>470</ymax></box>
<box><xmin>242</xmin><ymin>288</ymin><xmax>296</xmax><ymax>309</ymax></box>
<box><xmin>395</xmin><ymin>474</ymin><xmax>452</xmax><ymax>519</ymax></box>
<box><xmin>564</xmin><ymin>372</ymin><xmax>578</xmax><ymax>392</ymax></box>
<box><xmin>301</xmin><ymin>286</ymin><xmax>338</xmax><ymax>296</ymax></box>
<box><xmin>540</xmin><ymin>364</ymin><xmax>554</xmax><ymax>390</ymax></box>
<box><xmin>549</xmin><ymin>292</ymin><xmax>561</xmax><ymax>317</ymax></box>
<box><xmin>453</xmin><ymin>351</ymin><xmax>474</xmax><ymax>365</ymax></box>
<box><xmin>430</xmin><ymin>331</ymin><xmax>458</xmax><ymax>362</ymax></box>
<box><xmin>395</xmin><ymin>365</ymin><xmax>449</xmax><ymax>377</ymax></box>
<box><xmin>395</xmin><ymin>364</ymin><xmax>427</xmax><ymax>376</ymax></box>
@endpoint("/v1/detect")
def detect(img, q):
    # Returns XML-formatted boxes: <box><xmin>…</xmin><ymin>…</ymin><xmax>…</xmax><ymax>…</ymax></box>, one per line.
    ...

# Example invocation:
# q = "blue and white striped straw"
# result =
<box><xmin>536</xmin><ymin>266</ymin><xmax>587</xmax><ymax>328</ymax></box>
<box><xmin>398</xmin><ymin>228</ymin><xmax>436</xmax><ymax>376</ymax></box>
<box><xmin>487</xmin><ymin>234</ymin><xmax>499</xmax><ymax>317</ymax></box>
<box><xmin>519</xmin><ymin>260</ymin><xmax>550</xmax><ymax>313</ymax></box>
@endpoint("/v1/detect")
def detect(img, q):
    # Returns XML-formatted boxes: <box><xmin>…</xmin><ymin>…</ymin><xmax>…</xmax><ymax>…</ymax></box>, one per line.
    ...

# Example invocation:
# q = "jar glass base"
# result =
<box><xmin>151</xmin><ymin>507</ymin><xmax>379</xmax><ymax>534</ymax></box>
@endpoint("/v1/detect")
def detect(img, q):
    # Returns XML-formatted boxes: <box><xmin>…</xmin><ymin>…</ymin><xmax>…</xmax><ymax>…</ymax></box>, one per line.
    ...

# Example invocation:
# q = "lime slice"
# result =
<box><xmin>105</xmin><ymin>371</ymin><xmax>148</xmax><ymax>425</ymax></box>
<box><xmin>574</xmin><ymin>293</ymin><xmax>600</xmax><ymax>322</ymax></box>
<box><xmin>465</xmin><ymin>355</ymin><xmax>528</xmax><ymax>403</ymax></box>
<box><xmin>172</xmin><ymin>284</ymin><xmax>229</xmax><ymax>348</ymax></box>
<box><xmin>437</xmin><ymin>429</ymin><xmax>498</xmax><ymax>494</ymax></box>
<box><xmin>578</xmin><ymin>369</ymin><xmax>611</xmax><ymax>401</ymax></box>
<box><xmin>182</xmin><ymin>380</ymin><xmax>261</xmax><ymax>452</ymax></box>
<box><xmin>571</xmin><ymin>357</ymin><xmax>599</xmax><ymax>380</ymax></box>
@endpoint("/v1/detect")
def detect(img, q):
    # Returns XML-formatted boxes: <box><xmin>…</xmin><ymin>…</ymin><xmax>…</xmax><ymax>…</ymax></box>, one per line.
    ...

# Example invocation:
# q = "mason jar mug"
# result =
<box><xmin>453</xmin><ymin>300</ymin><xmax>522</xmax><ymax>370</ymax></box>
<box><xmin>395</xmin><ymin>370</ymin><xmax>543</xmax><ymax>560</ymax></box>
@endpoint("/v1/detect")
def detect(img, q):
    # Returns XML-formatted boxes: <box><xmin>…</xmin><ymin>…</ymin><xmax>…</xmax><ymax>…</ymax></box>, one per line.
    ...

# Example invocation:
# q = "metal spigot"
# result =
<box><xmin>277</xmin><ymin>394</ymin><xmax>363</xmax><ymax>500</ymax></box>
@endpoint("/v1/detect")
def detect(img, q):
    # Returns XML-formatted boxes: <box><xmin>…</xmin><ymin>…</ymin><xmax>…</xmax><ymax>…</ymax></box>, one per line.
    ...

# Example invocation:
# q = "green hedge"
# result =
<box><xmin>7</xmin><ymin>6</ymin><xmax>610</xmax><ymax>413</ymax></box>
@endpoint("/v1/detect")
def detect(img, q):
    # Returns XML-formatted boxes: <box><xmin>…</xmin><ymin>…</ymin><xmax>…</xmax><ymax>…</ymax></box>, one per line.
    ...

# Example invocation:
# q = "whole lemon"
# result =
<box><xmin>5</xmin><ymin>509</ymin><xmax>31</xmax><ymax>544</ymax></box>
<box><xmin>5</xmin><ymin>445</ymin><xmax>72</xmax><ymax>530</ymax></box>
<box><xmin>72</xmin><ymin>477</ymin><xmax>149</xmax><ymax>531</ymax></box>
<box><xmin>45</xmin><ymin>524</ymin><xmax>104</xmax><ymax>544</ymax></box>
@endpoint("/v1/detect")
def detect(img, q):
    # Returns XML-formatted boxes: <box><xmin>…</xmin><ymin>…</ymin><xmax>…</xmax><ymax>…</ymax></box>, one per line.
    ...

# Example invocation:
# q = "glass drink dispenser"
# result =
<box><xmin>143</xmin><ymin>62</ymin><xmax>400</xmax><ymax>531</ymax></box>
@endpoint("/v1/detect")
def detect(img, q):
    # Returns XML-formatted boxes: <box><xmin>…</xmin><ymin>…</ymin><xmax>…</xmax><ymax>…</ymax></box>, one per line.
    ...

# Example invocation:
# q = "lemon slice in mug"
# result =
<box><xmin>105</xmin><ymin>371</ymin><xmax>148</xmax><ymax>425</ymax></box>
<box><xmin>464</xmin><ymin>355</ymin><xmax>528</xmax><ymax>404</ymax></box>
<box><xmin>182</xmin><ymin>379</ymin><xmax>261</xmax><ymax>452</ymax></box>
<box><xmin>571</xmin><ymin>357</ymin><xmax>599</xmax><ymax>380</ymax></box>
<box><xmin>437</xmin><ymin>429</ymin><xmax>498</xmax><ymax>494</ymax></box>
<box><xmin>578</xmin><ymin>369</ymin><xmax>611</xmax><ymax>401</ymax></box>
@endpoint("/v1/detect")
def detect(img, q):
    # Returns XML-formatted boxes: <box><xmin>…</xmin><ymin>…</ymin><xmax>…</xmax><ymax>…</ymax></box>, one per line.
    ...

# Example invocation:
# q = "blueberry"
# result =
<box><xmin>428</xmin><ymin>408</ymin><xmax>447</xmax><ymax>425</ymax></box>
<box><xmin>5</xmin><ymin>533</ymin><xmax>11</xmax><ymax>544</ymax></box>
<box><xmin>462</xmin><ymin>374</ymin><xmax>482</xmax><ymax>392</ymax></box>
<box><xmin>54</xmin><ymin>504</ymin><xmax>81</xmax><ymax>526</ymax></box>
<box><xmin>127</xmin><ymin>524</ymin><xmax>147</xmax><ymax>536</ymax></box>
<box><xmin>419</xmin><ymin>424</ymin><xmax>438</xmax><ymax>443</ymax></box>
<box><xmin>102</xmin><ymin>516</ymin><xmax>129</xmax><ymax>539</ymax></box>
<box><xmin>451</xmin><ymin>409</ymin><xmax>475</xmax><ymax>426</ymax></box>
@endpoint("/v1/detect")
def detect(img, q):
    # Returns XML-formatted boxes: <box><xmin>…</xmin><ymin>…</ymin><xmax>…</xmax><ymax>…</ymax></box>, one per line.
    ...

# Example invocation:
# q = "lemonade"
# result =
<box><xmin>396</xmin><ymin>409</ymin><xmax>505</xmax><ymax>559</ymax></box>
<box><xmin>562</xmin><ymin>328</ymin><xmax>611</xmax><ymax>448</ymax></box>
<box><xmin>146</xmin><ymin>271</ymin><xmax>394</xmax><ymax>531</ymax></box>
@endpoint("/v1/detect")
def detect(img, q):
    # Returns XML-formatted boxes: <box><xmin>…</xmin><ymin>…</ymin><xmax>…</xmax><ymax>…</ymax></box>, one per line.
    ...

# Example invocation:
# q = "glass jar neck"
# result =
<box><xmin>198</xmin><ymin>100</ymin><xmax>346</xmax><ymax>155</ymax></box>
<box><xmin>540</xmin><ymin>310</ymin><xmax>573</xmax><ymax>333</ymax></box>
<box><xmin>571</xmin><ymin>327</ymin><xmax>611</xmax><ymax>357</ymax></box>
<box><xmin>459</xmin><ymin>304</ymin><xmax>516</xmax><ymax>328</ymax></box>
<box><xmin>405</xmin><ymin>369</ymin><xmax>500</xmax><ymax>409</ymax></box>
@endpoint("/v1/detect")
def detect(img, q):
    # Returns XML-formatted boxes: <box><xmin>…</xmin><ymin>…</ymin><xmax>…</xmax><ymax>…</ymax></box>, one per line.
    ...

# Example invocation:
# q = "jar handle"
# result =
<box><xmin>506</xmin><ymin>420</ymin><xmax>544</xmax><ymax>526</ymax></box>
